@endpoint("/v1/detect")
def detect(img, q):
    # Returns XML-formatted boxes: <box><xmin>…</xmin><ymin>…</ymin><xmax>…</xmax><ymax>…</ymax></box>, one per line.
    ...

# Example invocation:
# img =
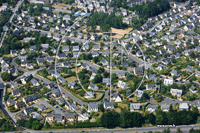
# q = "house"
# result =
<box><xmin>161</xmin><ymin>105</ymin><xmax>170</xmax><ymax>112</ymax></box>
<box><xmin>113</xmin><ymin>92</ymin><xmax>123</xmax><ymax>102</ymax></box>
<box><xmin>63</xmin><ymin>15</ymin><xmax>72</xmax><ymax>21</ymax></box>
<box><xmin>170</xmin><ymin>88</ymin><xmax>182</xmax><ymax>97</ymax></box>
<box><xmin>21</xmin><ymin>76</ymin><xmax>31</xmax><ymax>84</ymax></box>
<box><xmin>92</xmin><ymin>52</ymin><xmax>99</xmax><ymax>57</ymax></box>
<box><xmin>31</xmin><ymin>79</ymin><xmax>40</xmax><ymax>86</ymax></box>
<box><xmin>7</xmin><ymin>98</ymin><xmax>15</xmax><ymax>106</ymax></box>
<box><xmin>62</xmin><ymin>46</ymin><xmax>69</xmax><ymax>52</ymax></box>
<box><xmin>146</xmin><ymin>74</ymin><xmax>155</xmax><ymax>81</ymax></box>
<box><xmin>68</xmin><ymin>80</ymin><xmax>76</xmax><ymax>88</ymax></box>
<box><xmin>196</xmin><ymin>71</ymin><xmax>200</xmax><ymax>77</ymax></box>
<box><xmin>12</xmin><ymin>89</ymin><xmax>22</xmax><ymax>96</ymax></box>
<box><xmin>171</xmin><ymin>69</ymin><xmax>180</xmax><ymax>77</ymax></box>
<box><xmin>58</xmin><ymin>53</ymin><xmax>66</xmax><ymax>59</ymax></box>
<box><xmin>10</xmin><ymin>50</ymin><xmax>17</xmax><ymax>56</ymax></box>
<box><xmin>31</xmin><ymin>112</ymin><xmax>43</xmax><ymax>121</ymax></box>
<box><xmin>41</xmin><ymin>44</ymin><xmax>49</xmax><ymax>49</ymax></box>
<box><xmin>100</xmin><ymin>58</ymin><xmax>109</xmax><ymax>66</ymax></box>
<box><xmin>130</xmin><ymin>103</ymin><xmax>140</xmax><ymax>111</ymax></box>
<box><xmin>85</xmin><ymin>91</ymin><xmax>94</xmax><ymax>99</ymax></box>
<box><xmin>118</xmin><ymin>71</ymin><xmax>125</xmax><ymax>78</ymax></box>
<box><xmin>135</xmin><ymin>90</ymin><xmax>144</xmax><ymax>97</ymax></box>
<box><xmin>51</xmin><ymin>89</ymin><xmax>60</xmax><ymax>97</ymax></box>
<box><xmin>93</xmin><ymin>45</ymin><xmax>100</xmax><ymax>51</ymax></box>
<box><xmin>73</xmin><ymin>46</ymin><xmax>79</xmax><ymax>52</ymax></box>
<box><xmin>36</xmin><ymin>58</ymin><xmax>45</xmax><ymax>65</ymax></box>
<box><xmin>164</xmin><ymin>79</ymin><xmax>174</xmax><ymax>86</ymax></box>
<box><xmin>144</xmin><ymin>41</ymin><xmax>152</xmax><ymax>48</ymax></box>
<box><xmin>117</xmin><ymin>80</ymin><xmax>128</xmax><ymax>89</ymax></box>
<box><xmin>123</xmin><ymin>17</ymin><xmax>132</xmax><ymax>24</ymax></box>
<box><xmin>47</xmin><ymin>57</ymin><xmax>54</xmax><ymax>63</ymax></box>
<box><xmin>46</xmin><ymin>113</ymin><xmax>54</xmax><ymax>122</ymax></box>
<box><xmin>186</xmin><ymin>65</ymin><xmax>194</xmax><ymax>73</ymax></box>
<box><xmin>156</xmin><ymin>64</ymin><xmax>166</xmax><ymax>71</ymax></box>
<box><xmin>189</xmin><ymin>85</ymin><xmax>198</xmax><ymax>94</ymax></box>
<box><xmin>65</xmin><ymin>113</ymin><xmax>76</xmax><ymax>122</ymax></box>
<box><xmin>20</xmin><ymin>48</ymin><xmax>27</xmax><ymax>55</ymax></box>
<box><xmin>23</xmin><ymin>93</ymin><xmax>40</xmax><ymax>104</ymax></box>
<box><xmin>9</xmin><ymin>81</ymin><xmax>18</xmax><ymax>89</ymax></box>
<box><xmin>78</xmin><ymin>111</ymin><xmax>89</xmax><ymax>122</ymax></box>
<box><xmin>90</xmin><ymin>73</ymin><xmax>96</xmax><ymax>80</ymax></box>
<box><xmin>147</xmin><ymin>105</ymin><xmax>158</xmax><ymax>112</ymax></box>
<box><xmin>195</xmin><ymin>101</ymin><xmax>200</xmax><ymax>109</ymax></box>
<box><xmin>38</xmin><ymin>104</ymin><xmax>47</xmax><ymax>111</ymax></box>
<box><xmin>134</xmin><ymin>67</ymin><xmax>143</xmax><ymax>75</ymax></box>
<box><xmin>88</xmin><ymin>82</ymin><xmax>99</xmax><ymax>91</ymax></box>
<box><xmin>91</xmin><ymin>34</ymin><xmax>98</xmax><ymax>41</ymax></box>
<box><xmin>179</xmin><ymin>103</ymin><xmax>189</xmax><ymax>110</ymax></box>
<box><xmin>162</xmin><ymin>58</ymin><xmax>170</xmax><ymax>65</ymax></box>
<box><xmin>146</xmin><ymin>84</ymin><xmax>157</xmax><ymax>91</ymax></box>
<box><xmin>102</xmin><ymin>51</ymin><xmax>109</xmax><ymax>57</ymax></box>
<box><xmin>24</xmin><ymin>107</ymin><xmax>33</xmax><ymax>115</ymax></box>
<box><xmin>88</xmin><ymin>103</ymin><xmax>98</xmax><ymax>112</ymax></box>
<box><xmin>104</xmin><ymin>102</ymin><xmax>114</xmax><ymax>109</ymax></box>
<box><xmin>54</xmin><ymin>114</ymin><xmax>63</xmax><ymax>122</ymax></box>
<box><xmin>2</xmin><ymin>67</ymin><xmax>10</xmax><ymax>73</ymax></box>
<box><xmin>57</xmin><ymin>97</ymin><xmax>65</xmax><ymax>105</ymax></box>
<box><xmin>102</xmin><ymin>78</ymin><xmax>110</xmax><ymax>85</ymax></box>
<box><xmin>58</xmin><ymin>77</ymin><xmax>66</xmax><ymax>85</ymax></box>
<box><xmin>0</xmin><ymin>82</ymin><xmax>4</xmax><ymax>90</ymax></box>
<box><xmin>15</xmin><ymin>102</ymin><xmax>26</xmax><ymax>109</ymax></box>
<box><xmin>26</xmin><ymin>63</ymin><xmax>34</xmax><ymax>69</ymax></box>
<box><xmin>18</xmin><ymin>113</ymin><xmax>28</xmax><ymax>120</ymax></box>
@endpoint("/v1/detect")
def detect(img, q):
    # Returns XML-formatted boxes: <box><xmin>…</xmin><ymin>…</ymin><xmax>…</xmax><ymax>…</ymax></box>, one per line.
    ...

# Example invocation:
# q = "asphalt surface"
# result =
<box><xmin>22</xmin><ymin>124</ymin><xmax>200</xmax><ymax>133</ymax></box>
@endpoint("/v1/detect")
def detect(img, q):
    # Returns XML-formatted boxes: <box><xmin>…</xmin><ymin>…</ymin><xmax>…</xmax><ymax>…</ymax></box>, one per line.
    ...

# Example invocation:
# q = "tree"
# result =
<box><xmin>100</xmin><ymin>24</ymin><xmax>111</xmax><ymax>32</ymax></box>
<box><xmin>93</xmin><ymin>74</ymin><xmax>102</xmax><ymax>84</ymax></box>
<box><xmin>177</xmin><ymin>128</ymin><xmax>182</xmax><ymax>133</ymax></box>
<box><xmin>1</xmin><ymin>72</ymin><xmax>13</xmax><ymax>81</ymax></box>
<box><xmin>154</xmin><ymin>94</ymin><xmax>163</xmax><ymax>102</ymax></box>
<box><xmin>32</xmin><ymin>120</ymin><xmax>42</xmax><ymax>130</ymax></box>
<box><xmin>146</xmin><ymin>113</ymin><xmax>156</xmax><ymax>124</ymax></box>
<box><xmin>101</xmin><ymin>110</ymin><xmax>120</xmax><ymax>128</ymax></box>
<box><xmin>162</xmin><ymin>128</ymin><xmax>170</xmax><ymax>133</ymax></box>
<box><xmin>103</xmin><ymin>71</ymin><xmax>109</xmax><ymax>78</ymax></box>
<box><xmin>99</xmin><ymin>103</ymin><xmax>104</xmax><ymax>112</ymax></box>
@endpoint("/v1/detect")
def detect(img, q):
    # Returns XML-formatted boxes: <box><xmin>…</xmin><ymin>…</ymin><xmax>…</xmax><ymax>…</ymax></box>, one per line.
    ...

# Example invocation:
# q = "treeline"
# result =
<box><xmin>100</xmin><ymin>106</ymin><xmax>198</xmax><ymax>128</ymax></box>
<box><xmin>87</xmin><ymin>12</ymin><xmax>128</xmax><ymax>31</ymax></box>
<box><xmin>16</xmin><ymin>107</ymin><xmax>199</xmax><ymax>130</ymax></box>
<box><xmin>17</xmin><ymin>2</ymin><xmax>44</xmax><ymax>16</ymax></box>
<box><xmin>129</xmin><ymin>0</ymin><xmax>171</xmax><ymax>19</ymax></box>
<box><xmin>0</xmin><ymin>10</ymin><xmax>12</xmax><ymax>35</ymax></box>
<box><xmin>0</xmin><ymin>0</ymin><xmax>18</xmax><ymax>6</ymax></box>
<box><xmin>16</xmin><ymin>117</ymin><xmax>43</xmax><ymax>130</ymax></box>
<box><xmin>0</xmin><ymin>117</ymin><xmax>16</xmax><ymax>131</ymax></box>
<box><xmin>0</xmin><ymin>30</ymin><xmax>52</xmax><ymax>55</ymax></box>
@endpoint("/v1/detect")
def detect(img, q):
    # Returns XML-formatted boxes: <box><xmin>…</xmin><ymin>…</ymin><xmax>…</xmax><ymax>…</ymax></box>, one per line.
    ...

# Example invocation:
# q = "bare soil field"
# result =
<box><xmin>53</xmin><ymin>4</ymin><xmax>74</xmax><ymax>10</ymax></box>
<box><xmin>83</xmin><ymin>26</ymin><xmax>133</xmax><ymax>39</ymax></box>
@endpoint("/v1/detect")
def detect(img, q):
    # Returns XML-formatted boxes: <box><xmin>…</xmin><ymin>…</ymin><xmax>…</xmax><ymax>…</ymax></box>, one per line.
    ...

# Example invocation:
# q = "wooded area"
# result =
<box><xmin>129</xmin><ymin>0</ymin><xmax>171</xmax><ymax>19</ymax></box>
<box><xmin>87</xmin><ymin>12</ymin><xmax>128</xmax><ymax>31</ymax></box>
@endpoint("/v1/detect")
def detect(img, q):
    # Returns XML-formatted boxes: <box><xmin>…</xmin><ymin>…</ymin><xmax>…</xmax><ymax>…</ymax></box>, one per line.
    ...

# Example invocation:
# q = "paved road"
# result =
<box><xmin>24</xmin><ymin>124</ymin><xmax>200</xmax><ymax>133</ymax></box>
<box><xmin>12</xmin><ymin>57</ymin><xmax>28</xmax><ymax>72</ymax></box>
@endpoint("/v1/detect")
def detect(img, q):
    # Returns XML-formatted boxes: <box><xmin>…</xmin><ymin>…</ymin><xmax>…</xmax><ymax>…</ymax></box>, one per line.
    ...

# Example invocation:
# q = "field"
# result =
<box><xmin>53</xmin><ymin>4</ymin><xmax>73</xmax><ymax>10</ymax></box>
<box><xmin>65</xmin><ymin>76</ymin><xmax>77</xmax><ymax>83</ymax></box>
<box><xmin>83</xmin><ymin>26</ymin><xmax>133</xmax><ymax>39</ymax></box>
